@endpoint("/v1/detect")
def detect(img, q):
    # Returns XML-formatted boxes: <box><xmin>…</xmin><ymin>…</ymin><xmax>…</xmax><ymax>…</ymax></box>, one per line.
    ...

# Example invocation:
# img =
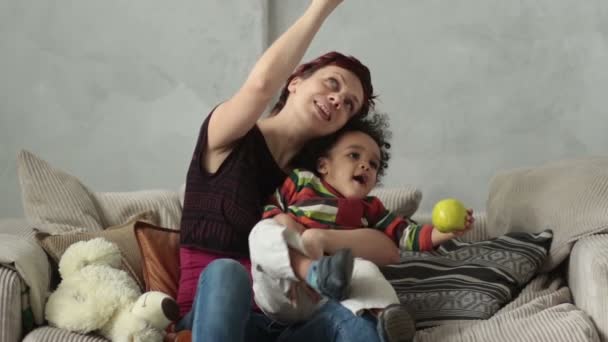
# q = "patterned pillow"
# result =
<box><xmin>381</xmin><ymin>230</ymin><xmax>553</xmax><ymax>329</ymax></box>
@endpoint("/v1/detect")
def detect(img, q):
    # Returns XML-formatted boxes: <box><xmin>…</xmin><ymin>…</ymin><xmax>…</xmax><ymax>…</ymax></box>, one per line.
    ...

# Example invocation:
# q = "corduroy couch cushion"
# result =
<box><xmin>487</xmin><ymin>157</ymin><xmax>608</xmax><ymax>271</ymax></box>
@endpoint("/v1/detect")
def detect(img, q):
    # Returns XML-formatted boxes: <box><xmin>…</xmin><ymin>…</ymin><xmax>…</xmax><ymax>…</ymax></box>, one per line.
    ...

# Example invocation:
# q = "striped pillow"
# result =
<box><xmin>16</xmin><ymin>150</ymin><xmax>182</xmax><ymax>233</ymax></box>
<box><xmin>381</xmin><ymin>230</ymin><xmax>553</xmax><ymax>329</ymax></box>
<box><xmin>17</xmin><ymin>150</ymin><xmax>104</xmax><ymax>234</ymax></box>
<box><xmin>94</xmin><ymin>191</ymin><xmax>181</xmax><ymax>230</ymax></box>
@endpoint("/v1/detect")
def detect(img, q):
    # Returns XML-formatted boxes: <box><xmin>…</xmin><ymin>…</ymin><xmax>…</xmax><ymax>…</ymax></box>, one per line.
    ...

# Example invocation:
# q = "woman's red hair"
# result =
<box><xmin>271</xmin><ymin>51</ymin><xmax>376</xmax><ymax>117</ymax></box>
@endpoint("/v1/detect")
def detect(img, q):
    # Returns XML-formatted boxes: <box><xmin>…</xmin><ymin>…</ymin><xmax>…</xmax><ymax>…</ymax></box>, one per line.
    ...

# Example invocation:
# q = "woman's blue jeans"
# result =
<box><xmin>176</xmin><ymin>258</ymin><xmax>380</xmax><ymax>342</ymax></box>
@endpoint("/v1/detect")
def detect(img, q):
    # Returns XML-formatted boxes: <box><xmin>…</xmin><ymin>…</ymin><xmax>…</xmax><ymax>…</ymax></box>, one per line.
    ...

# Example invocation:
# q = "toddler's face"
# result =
<box><xmin>317</xmin><ymin>131</ymin><xmax>380</xmax><ymax>199</ymax></box>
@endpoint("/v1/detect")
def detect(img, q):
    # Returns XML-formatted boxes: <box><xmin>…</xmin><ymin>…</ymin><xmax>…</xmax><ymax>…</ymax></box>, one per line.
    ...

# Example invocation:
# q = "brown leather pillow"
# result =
<box><xmin>133</xmin><ymin>221</ymin><xmax>180</xmax><ymax>299</ymax></box>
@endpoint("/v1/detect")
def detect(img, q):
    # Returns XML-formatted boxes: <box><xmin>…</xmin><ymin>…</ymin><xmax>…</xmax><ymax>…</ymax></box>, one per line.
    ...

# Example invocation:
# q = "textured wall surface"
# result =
<box><xmin>0</xmin><ymin>0</ymin><xmax>265</xmax><ymax>217</ymax></box>
<box><xmin>271</xmin><ymin>0</ymin><xmax>608</xmax><ymax>211</ymax></box>
<box><xmin>2</xmin><ymin>0</ymin><xmax>607</xmax><ymax>217</ymax></box>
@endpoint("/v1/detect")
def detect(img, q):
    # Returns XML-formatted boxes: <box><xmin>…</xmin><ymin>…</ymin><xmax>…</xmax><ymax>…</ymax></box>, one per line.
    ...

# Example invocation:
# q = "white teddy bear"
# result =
<box><xmin>45</xmin><ymin>238</ymin><xmax>180</xmax><ymax>342</ymax></box>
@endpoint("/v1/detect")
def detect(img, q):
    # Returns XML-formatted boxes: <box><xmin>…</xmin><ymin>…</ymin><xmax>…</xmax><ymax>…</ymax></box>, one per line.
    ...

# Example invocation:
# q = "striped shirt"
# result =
<box><xmin>263</xmin><ymin>169</ymin><xmax>434</xmax><ymax>251</ymax></box>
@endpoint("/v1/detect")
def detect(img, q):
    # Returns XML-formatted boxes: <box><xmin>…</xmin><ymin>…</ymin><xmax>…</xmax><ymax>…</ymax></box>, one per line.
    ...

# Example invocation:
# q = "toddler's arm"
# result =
<box><xmin>300</xmin><ymin>228</ymin><xmax>400</xmax><ymax>266</ymax></box>
<box><xmin>430</xmin><ymin>209</ymin><xmax>475</xmax><ymax>246</ymax></box>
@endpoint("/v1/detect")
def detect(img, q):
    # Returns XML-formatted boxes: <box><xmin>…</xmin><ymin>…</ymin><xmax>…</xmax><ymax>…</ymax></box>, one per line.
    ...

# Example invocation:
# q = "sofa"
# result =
<box><xmin>1</xmin><ymin>151</ymin><xmax>607</xmax><ymax>342</ymax></box>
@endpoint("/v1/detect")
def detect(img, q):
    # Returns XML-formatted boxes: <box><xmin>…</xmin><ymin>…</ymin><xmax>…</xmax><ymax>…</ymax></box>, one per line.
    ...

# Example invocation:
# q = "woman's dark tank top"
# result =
<box><xmin>180</xmin><ymin>110</ymin><xmax>287</xmax><ymax>256</ymax></box>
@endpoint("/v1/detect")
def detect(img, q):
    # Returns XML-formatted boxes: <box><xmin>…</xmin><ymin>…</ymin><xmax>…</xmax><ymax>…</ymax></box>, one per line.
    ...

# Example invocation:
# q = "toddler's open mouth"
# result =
<box><xmin>352</xmin><ymin>174</ymin><xmax>367</xmax><ymax>185</ymax></box>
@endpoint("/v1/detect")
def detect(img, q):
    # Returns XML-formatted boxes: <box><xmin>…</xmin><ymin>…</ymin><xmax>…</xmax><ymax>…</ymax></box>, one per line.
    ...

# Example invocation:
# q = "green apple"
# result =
<box><xmin>432</xmin><ymin>198</ymin><xmax>467</xmax><ymax>233</ymax></box>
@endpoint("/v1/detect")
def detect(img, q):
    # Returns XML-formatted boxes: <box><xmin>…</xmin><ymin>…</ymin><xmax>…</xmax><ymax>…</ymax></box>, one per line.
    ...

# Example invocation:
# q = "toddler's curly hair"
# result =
<box><xmin>292</xmin><ymin>112</ymin><xmax>392</xmax><ymax>181</ymax></box>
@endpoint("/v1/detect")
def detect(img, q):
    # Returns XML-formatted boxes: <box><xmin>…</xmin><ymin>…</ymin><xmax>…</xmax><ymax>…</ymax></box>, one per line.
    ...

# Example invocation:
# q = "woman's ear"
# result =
<box><xmin>287</xmin><ymin>77</ymin><xmax>301</xmax><ymax>93</ymax></box>
<box><xmin>317</xmin><ymin>157</ymin><xmax>329</xmax><ymax>175</ymax></box>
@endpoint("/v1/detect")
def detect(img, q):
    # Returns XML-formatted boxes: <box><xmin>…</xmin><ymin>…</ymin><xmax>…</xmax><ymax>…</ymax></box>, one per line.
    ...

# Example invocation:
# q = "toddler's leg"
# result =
<box><xmin>339</xmin><ymin>258</ymin><xmax>416</xmax><ymax>342</ymax></box>
<box><xmin>285</xmin><ymin>226</ymin><xmax>355</xmax><ymax>301</ymax></box>
<box><xmin>309</xmin><ymin>248</ymin><xmax>355</xmax><ymax>300</ymax></box>
<box><xmin>250</xmin><ymin>220</ymin><xmax>355</xmax><ymax>303</ymax></box>
<box><xmin>376</xmin><ymin>304</ymin><xmax>416</xmax><ymax>342</ymax></box>
<box><xmin>341</xmin><ymin>258</ymin><xmax>400</xmax><ymax>315</ymax></box>
<box><xmin>249</xmin><ymin>219</ymin><xmax>319</xmax><ymax>323</ymax></box>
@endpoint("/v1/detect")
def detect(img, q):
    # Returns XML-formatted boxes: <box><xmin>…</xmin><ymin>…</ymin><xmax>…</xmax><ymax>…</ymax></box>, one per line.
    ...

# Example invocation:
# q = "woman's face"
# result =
<box><xmin>286</xmin><ymin>65</ymin><xmax>365</xmax><ymax>137</ymax></box>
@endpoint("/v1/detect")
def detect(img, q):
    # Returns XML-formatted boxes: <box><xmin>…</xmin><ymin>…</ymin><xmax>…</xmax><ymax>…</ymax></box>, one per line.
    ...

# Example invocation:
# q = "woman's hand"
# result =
<box><xmin>274</xmin><ymin>213</ymin><xmax>307</xmax><ymax>234</ymax></box>
<box><xmin>309</xmin><ymin>0</ymin><xmax>344</xmax><ymax>18</ymax></box>
<box><xmin>312</xmin><ymin>0</ymin><xmax>344</xmax><ymax>8</ymax></box>
<box><xmin>207</xmin><ymin>0</ymin><xmax>344</xmax><ymax>155</ymax></box>
<box><xmin>301</xmin><ymin>229</ymin><xmax>326</xmax><ymax>260</ymax></box>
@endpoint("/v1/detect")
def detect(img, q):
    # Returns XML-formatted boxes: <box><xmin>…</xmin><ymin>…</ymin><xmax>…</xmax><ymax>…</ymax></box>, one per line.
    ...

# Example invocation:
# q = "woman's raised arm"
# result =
<box><xmin>207</xmin><ymin>0</ymin><xmax>344</xmax><ymax>153</ymax></box>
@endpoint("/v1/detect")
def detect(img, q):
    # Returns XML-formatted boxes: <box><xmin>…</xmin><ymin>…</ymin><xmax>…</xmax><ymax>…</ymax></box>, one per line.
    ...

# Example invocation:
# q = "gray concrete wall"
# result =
<box><xmin>2</xmin><ymin>0</ymin><xmax>607</xmax><ymax>217</ymax></box>
<box><xmin>0</xmin><ymin>0</ymin><xmax>266</xmax><ymax>217</ymax></box>
<box><xmin>271</xmin><ymin>0</ymin><xmax>608</xmax><ymax>211</ymax></box>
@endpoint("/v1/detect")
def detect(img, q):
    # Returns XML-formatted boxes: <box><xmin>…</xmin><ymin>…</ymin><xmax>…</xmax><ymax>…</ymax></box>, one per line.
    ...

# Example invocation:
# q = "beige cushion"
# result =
<box><xmin>17</xmin><ymin>150</ymin><xmax>104</xmax><ymax>234</ymax></box>
<box><xmin>16</xmin><ymin>150</ymin><xmax>182</xmax><ymax>234</ymax></box>
<box><xmin>370</xmin><ymin>185</ymin><xmax>422</xmax><ymax>218</ymax></box>
<box><xmin>35</xmin><ymin>212</ymin><xmax>154</xmax><ymax>290</ymax></box>
<box><xmin>0</xmin><ymin>267</ymin><xmax>24</xmax><ymax>341</ymax></box>
<box><xmin>23</xmin><ymin>326</ymin><xmax>108</xmax><ymax>342</ymax></box>
<box><xmin>94</xmin><ymin>191</ymin><xmax>182</xmax><ymax>230</ymax></box>
<box><xmin>569</xmin><ymin>233</ymin><xmax>608</xmax><ymax>342</ymax></box>
<box><xmin>178</xmin><ymin>183</ymin><xmax>186</xmax><ymax>208</ymax></box>
<box><xmin>487</xmin><ymin>157</ymin><xmax>608</xmax><ymax>271</ymax></box>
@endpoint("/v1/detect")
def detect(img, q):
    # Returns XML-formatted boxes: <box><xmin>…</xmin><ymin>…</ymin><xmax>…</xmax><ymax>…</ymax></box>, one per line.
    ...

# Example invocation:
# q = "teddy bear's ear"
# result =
<box><xmin>131</xmin><ymin>292</ymin><xmax>179</xmax><ymax>331</ymax></box>
<box><xmin>58</xmin><ymin>238</ymin><xmax>121</xmax><ymax>278</ymax></box>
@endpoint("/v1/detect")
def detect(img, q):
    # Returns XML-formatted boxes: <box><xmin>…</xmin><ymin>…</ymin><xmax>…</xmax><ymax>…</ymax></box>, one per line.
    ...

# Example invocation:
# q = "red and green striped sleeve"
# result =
<box><xmin>366</xmin><ymin>197</ymin><xmax>434</xmax><ymax>251</ymax></box>
<box><xmin>262</xmin><ymin>171</ymin><xmax>299</xmax><ymax>219</ymax></box>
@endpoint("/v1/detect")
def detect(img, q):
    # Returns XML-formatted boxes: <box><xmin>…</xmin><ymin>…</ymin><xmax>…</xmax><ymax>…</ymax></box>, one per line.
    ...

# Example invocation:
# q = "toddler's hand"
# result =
<box><xmin>431</xmin><ymin>209</ymin><xmax>475</xmax><ymax>245</ymax></box>
<box><xmin>451</xmin><ymin>209</ymin><xmax>475</xmax><ymax>237</ymax></box>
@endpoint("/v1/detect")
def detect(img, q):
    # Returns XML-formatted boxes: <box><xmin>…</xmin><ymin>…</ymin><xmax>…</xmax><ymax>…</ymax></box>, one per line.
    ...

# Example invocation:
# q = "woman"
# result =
<box><xmin>176</xmin><ymin>1</ymin><xmax>400</xmax><ymax>341</ymax></box>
